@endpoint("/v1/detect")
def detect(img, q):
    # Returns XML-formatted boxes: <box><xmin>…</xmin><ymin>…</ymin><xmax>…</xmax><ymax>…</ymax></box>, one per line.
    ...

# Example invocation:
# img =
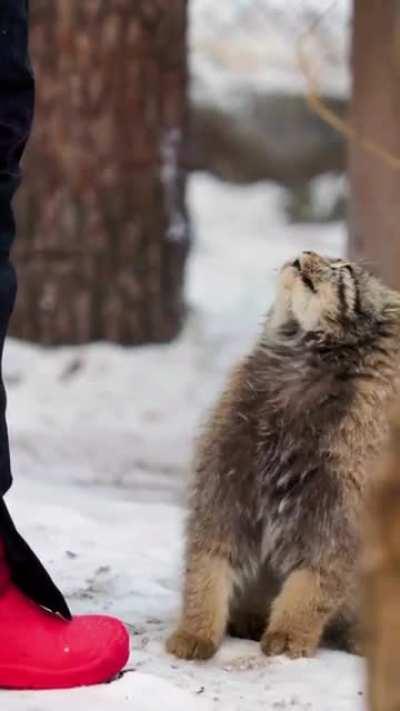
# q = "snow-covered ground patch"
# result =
<box><xmin>3</xmin><ymin>668</ymin><xmax>213</xmax><ymax>711</ymax></box>
<box><xmin>0</xmin><ymin>174</ymin><xmax>360</xmax><ymax>710</ymax></box>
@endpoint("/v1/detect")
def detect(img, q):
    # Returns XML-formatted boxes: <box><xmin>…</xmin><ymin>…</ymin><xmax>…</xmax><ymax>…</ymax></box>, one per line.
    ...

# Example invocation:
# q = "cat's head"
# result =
<box><xmin>269</xmin><ymin>251</ymin><xmax>399</xmax><ymax>338</ymax></box>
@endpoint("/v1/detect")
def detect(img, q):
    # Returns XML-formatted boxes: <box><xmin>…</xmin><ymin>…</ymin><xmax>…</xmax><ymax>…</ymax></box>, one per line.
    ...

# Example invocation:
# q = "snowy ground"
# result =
<box><xmin>0</xmin><ymin>174</ymin><xmax>366</xmax><ymax>710</ymax></box>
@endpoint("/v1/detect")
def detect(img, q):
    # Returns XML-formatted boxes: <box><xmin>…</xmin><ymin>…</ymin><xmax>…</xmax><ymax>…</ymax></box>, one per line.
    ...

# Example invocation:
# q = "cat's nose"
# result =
<box><xmin>292</xmin><ymin>252</ymin><xmax>322</xmax><ymax>273</ymax></box>
<box><xmin>300</xmin><ymin>251</ymin><xmax>324</xmax><ymax>268</ymax></box>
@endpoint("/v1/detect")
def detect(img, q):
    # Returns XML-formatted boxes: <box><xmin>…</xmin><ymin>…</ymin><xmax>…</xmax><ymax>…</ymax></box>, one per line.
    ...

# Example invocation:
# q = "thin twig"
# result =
<box><xmin>297</xmin><ymin>2</ymin><xmax>400</xmax><ymax>171</ymax></box>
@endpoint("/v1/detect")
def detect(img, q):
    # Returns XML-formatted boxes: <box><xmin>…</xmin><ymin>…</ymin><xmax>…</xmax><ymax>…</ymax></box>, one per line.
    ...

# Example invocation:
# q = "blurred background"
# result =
<box><xmin>2</xmin><ymin>2</ymin><xmax>397</xmax><ymax>706</ymax></box>
<box><xmin>7</xmin><ymin>0</ymin><xmax>354</xmax><ymax>490</ymax></box>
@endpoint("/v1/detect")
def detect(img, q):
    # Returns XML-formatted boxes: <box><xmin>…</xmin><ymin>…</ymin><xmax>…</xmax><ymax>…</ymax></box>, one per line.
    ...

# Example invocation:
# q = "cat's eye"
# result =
<box><xmin>331</xmin><ymin>261</ymin><xmax>351</xmax><ymax>270</ymax></box>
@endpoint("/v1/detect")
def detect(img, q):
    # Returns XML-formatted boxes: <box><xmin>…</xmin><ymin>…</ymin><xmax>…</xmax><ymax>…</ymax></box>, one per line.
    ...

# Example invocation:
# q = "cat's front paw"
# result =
<box><xmin>166</xmin><ymin>629</ymin><xmax>217</xmax><ymax>660</ymax></box>
<box><xmin>261</xmin><ymin>628</ymin><xmax>317</xmax><ymax>659</ymax></box>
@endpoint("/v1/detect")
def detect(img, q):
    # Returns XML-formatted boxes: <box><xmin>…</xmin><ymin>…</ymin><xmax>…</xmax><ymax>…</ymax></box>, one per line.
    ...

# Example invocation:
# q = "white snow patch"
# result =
<box><xmin>161</xmin><ymin>128</ymin><xmax>188</xmax><ymax>244</ymax></box>
<box><xmin>2</xmin><ymin>671</ymin><xmax>214</xmax><ymax>711</ymax></box>
<box><xmin>190</xmin><ymin>0</ymin><xmax>351</xmax><ymax>99</ymax></box>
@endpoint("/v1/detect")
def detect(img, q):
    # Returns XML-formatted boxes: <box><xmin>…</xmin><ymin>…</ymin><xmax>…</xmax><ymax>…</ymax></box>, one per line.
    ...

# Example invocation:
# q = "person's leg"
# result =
<box><xmin>0</xmin><ymin>0</ymin><xmax>71</xmax><ymax>614</ymax></box>
<box><xmin>0</xmin><ymin>0</ymin><xmax>33</xmax><ymax>495</ymax></box>
<box><xmin>0</xmin><ymin>0</ymin><xmax>72</xmax><ymax>617</ymax></box>
<box><xmin>0</xmin><ymin>1</ymin><xmax>130</xmax><ymax>689</ymax></box>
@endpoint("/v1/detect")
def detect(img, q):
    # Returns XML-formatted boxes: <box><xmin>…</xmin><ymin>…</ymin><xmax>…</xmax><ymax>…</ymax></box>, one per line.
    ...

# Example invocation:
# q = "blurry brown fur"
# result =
<box><xmin>363</xmin><ymin>407</ymin><xmax>400</xmax><ymax>711</ymax></box>
<box><xmin>166</xmin><ymin>252</ymin><xmax>400</xmax><ymax>661</ymax></box>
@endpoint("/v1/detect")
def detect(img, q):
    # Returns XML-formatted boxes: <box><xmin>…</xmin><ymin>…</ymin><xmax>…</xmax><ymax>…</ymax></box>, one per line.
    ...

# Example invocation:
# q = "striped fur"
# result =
<box><xmin>167</xmin><ymin>252</ymin><xmax>400</xmax><ymax>661</ymax></box>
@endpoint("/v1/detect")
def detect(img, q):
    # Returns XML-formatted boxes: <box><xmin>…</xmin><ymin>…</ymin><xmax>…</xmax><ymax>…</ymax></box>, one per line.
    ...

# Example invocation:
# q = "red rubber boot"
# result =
<box><xmin>0</xmin><ymin>541</ymin><xmax>130</xmax><ymax>690</ymax></box>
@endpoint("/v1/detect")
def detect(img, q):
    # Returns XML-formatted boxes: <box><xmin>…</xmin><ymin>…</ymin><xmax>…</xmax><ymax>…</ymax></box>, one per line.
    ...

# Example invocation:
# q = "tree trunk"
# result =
<box><xmin>12</xmin><ymin>0</ymin><xmax>190</xmax><ymax>345</ymax></box>
<box><xmin>348</xmin><ymin>0</ymin><xmax>400</xmax><ymax>289</ymax></box>
<box><xmin>363</xmin><ymin>408</ymin><xmax>400</xmax><ymax>711</ymax></box>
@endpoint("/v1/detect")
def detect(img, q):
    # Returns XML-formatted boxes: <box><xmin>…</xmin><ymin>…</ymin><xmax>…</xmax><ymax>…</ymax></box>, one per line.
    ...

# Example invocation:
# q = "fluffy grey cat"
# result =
<box><xmin>167</xmin><ymin>251</ymin><xmax>400</xmax><ymax>660</ymax></box>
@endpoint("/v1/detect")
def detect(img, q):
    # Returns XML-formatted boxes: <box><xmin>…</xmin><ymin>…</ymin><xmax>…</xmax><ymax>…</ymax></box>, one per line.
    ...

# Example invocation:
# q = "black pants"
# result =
<box><xmin>0</xmin><ymin>0</ymin><xmax>33</xmax><ymax>496</ymax></box>
<box><xmin>0</xmin><ymin>1</ymin><xmax>70</xmax><ymax>619</ymax></box>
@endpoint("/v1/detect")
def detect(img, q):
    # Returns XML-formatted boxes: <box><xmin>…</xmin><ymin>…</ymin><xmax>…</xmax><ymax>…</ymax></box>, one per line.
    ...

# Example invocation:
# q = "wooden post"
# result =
<box><xmin>363</xmin><ymin>409</ymin><xmax>400</xmax><ymax>711</ymax></box>
<box><xmin>348</xmin><ymin>0</ymin><xmax>400</xmax><ymax>289</ymax></box>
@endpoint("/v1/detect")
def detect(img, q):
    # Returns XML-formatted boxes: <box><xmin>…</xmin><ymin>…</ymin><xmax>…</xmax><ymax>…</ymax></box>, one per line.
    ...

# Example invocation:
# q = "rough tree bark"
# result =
<box><xmin>348</xmin><ymin>0</ymin><xmax>400</xmax><ymax>289</ymax></box>
<box><xmin>363</xmin><ymin>408</ymin><xmax>400</xmax><ymax>711</ymax></box>
<box><xmin>12</xmin><ymin>0</ymin><xmax>190</xmax><ymax>345</ymax></box>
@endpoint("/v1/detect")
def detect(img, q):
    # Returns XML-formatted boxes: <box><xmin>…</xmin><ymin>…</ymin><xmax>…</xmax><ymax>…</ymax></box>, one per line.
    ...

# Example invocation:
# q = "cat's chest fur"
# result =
<box><xmin>242</xmin><ymin>341</ymin><xmax>387</xmax><ymax>571</ymax></box>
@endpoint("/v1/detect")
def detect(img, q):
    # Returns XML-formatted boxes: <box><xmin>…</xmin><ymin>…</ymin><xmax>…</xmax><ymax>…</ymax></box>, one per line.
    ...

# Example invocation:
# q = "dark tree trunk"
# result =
<box><xmin>348</xmin><ymin>0</ymin><xmax>400</xmax><ymax>289</ymax></box>
<box><xmin>12</xmin><ymin>0</ymin><xmax>190</xmax><ymax>345</ymax></box>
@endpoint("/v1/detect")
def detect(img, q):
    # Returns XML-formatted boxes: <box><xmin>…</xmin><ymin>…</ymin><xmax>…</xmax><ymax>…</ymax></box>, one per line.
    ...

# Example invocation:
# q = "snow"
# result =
<box><xmin>161</xmin><ymin>128</ymin><xmax>188</xmax><ymax>244</ymax></box>
<box><xmin>0</xmin><ymin>173</ymin><xmax>364</xmax><ymax>709</ymax></box>
<box><xmin>3</xmin><ymin>671</ymin><xmax>213</xmax><ymax>711</ymax></box>
<box><xmin>190</xmin><ymin>0</ymin><xmax>351</xmax><ymax>99</ymax></box>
